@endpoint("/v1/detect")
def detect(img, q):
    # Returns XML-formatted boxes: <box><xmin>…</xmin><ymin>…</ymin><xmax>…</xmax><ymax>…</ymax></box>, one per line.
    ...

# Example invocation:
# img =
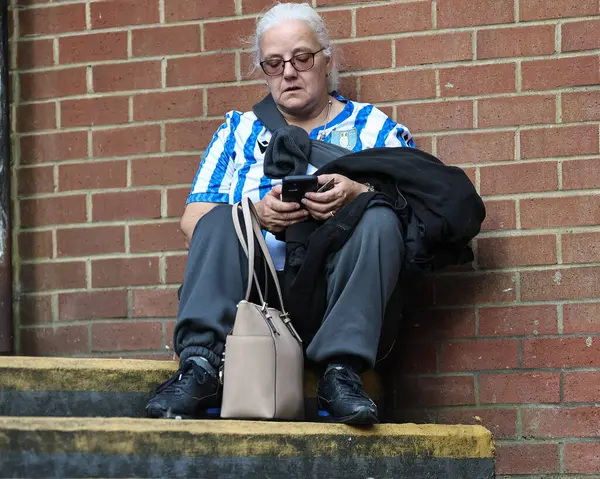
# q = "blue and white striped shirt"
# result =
<box><xmin>188</xmin><ymin>92</ymin><xmax>415</xmax><ymax>269</ymax></box>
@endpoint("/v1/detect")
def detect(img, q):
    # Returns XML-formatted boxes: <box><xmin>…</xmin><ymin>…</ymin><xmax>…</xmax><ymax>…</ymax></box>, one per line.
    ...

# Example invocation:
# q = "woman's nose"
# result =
<box><xmin>282</xmin><ymin>61</ymin><xmax>298</xmax><ymax>79</ymax></box>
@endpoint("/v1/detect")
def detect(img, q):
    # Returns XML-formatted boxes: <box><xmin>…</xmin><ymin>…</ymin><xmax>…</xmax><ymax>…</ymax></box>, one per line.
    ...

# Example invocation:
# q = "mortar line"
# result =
<box><xmin>473</xmin><ymin>100</ymin><xmax>478</xmax><ymax>129</ymax></box>
<box><xmin>161</xmin><ymin>58</ymin><xmax>167</xmax><ymax>88</ymax></box>
<box><xmin>128</xmin><ymin>96</ymin><xmax>134</xmax><ymax>122</ymax></box>
<box><xmin>127</xmin><ymin>30</ymin><xmax>133</xmax><ymax>58</ymax></box>
<box><xmin>557</xmin><ymin>160</ymin><xmax>563</xmax><ymax>190</ymax></box>
<box><xmin>235</xmin><ymin>51</ymin><xmax>241</xmax><ymax>82</ymax></box>
<box><xmin>85</xmin><ymin>259</ymin><xmax>92</xmax><ymax>289</ymax></box>
<box><xmin>558</xmin><ymin>441</ymin><xmax>565</xmax><ymax>474</ymax></box>
<box><xmin>86</xmin><ymin>192</ymin><xmax>93</xmax><ymax>223</ymax></box>
<box><xmin>160</xmin><ymin>123</ymin><xmax>166</xmax><ymax>153</ymax></box>
<box><xmin>471</xmin><ymin>30</ymin><xmax>477</xmax><ymax>60</ymax></box>
<box><xmin>85</xmin><ymin>1</ymin><xmax>91</xmax><ymax>30</ymax></box>
<box><xmin>200</xmin><ymin>23</ymin><xmax>205</xmax><ymax>52</ymax></box>
<box><xmin>435</xmin><ymin>70</ymin><xmax>440</xmax><ymax>98</ymax></box>
<box><xmin>556</xmin><ymin>92</ymin><xmax>562</xmax><ymax>123</ymax></box>
<box><xmin>52</xmin><ymin>164</ymin><xmax>58</xmax><ymax>193</ymax></box>
<box><xmin>159</xmin><ymin>0</ymin><xmax>165</xmax><ymax>23</ymax></box>
<box><xmin>557</xmin><ymin>304</ymin><xmax>564</xmax><ymax>334</ymax></box>
<box><xmin>556</xmin><ymin>233</ymin><xmax>563</xmax><ymax>265</ymax></box>
<box><xmin>51</xmin><ymin>293</ymin><xmax>59</xmax><ymax>324</ymax></box>
<box><xmin>234</xmin><ymin>0</ymin><xmax>242</xmax><ymax>15</ymax></box>
<box><xmin>391</xmin><ymin>39</ymin><xmax>396</xmax><ymax>69</ymax></box>
<box><xmin>53</xmin><ymin>38</ymin><xmax>59</xmax><ymax>65</ymax></box>
<box><xmin>86</xmin><ymin>66</ymin><xmax>93</xmax><ymax>93</ymax></box>
<box><xmin>431</xmin><ymin>0</ymin><xmax>437</xmax><ymax>29</ymax></box>
<box><xmin>159</xmin><ymin>255</ymin><xmax>166</xmax><ymax>284</ymax></box>
<box><xmin>124</xmin><ymin>224</ymin><xmax>130</xmax><ymax>254</ymax></box>
<box><xmin>52</xmin><ymin>229</ymin><xmax>58</xmax><ymax>259</ymax></box>
<box><xmin>556</xmin><ymin>21</ymin><xmax>562</xmax><ymax>53</ymax></box>
<box><xmin>514</xmin><ymin>0</ymin><xmax>519</xmax><ymax>22</ymax></box>
<box><xmin>350</xmin><ymin>9</ymin><xmax>356</xmax><ymax>38</ymax></box>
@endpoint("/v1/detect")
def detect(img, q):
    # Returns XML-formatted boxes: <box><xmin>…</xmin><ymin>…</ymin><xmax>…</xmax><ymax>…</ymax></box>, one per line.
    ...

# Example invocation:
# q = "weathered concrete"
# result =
<box><xmin>0</xmin><ymin>417</ymin><xmax>495</xmax><ymax>478</ymax></box>
<box><xmin>0</xmin><ymin>357</ymin><xmax>381</xmax><ymax>419</ymax></box>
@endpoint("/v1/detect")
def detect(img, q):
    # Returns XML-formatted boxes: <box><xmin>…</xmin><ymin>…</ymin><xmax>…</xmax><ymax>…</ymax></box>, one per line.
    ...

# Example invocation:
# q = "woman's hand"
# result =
<box><xmin>301</xmin><ymin>174</ymin><xmax>367</xmax><ymax>222</ymax></box>
<box><xmin>255</xmin><ymin>184</ymin><xmax>310</xmax><ymax>233</ymax></box>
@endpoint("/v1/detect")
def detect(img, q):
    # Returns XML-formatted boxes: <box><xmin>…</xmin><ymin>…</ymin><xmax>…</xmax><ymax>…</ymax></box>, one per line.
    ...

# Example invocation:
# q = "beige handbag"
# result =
<box><xmin>220</xmin><ymin>197</ymin><xmax>305</xmax><ymax>420</ymax></box>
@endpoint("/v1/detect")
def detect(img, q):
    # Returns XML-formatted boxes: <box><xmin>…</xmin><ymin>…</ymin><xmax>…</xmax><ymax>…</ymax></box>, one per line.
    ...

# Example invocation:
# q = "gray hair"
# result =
<box><xmin>252</xmin><ymin>2</ymin><xmax>339</xmax><ymax>92</ymax></box>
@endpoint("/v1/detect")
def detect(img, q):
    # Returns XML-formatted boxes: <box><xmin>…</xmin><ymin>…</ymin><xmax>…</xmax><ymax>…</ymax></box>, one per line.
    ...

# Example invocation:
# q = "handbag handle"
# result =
<box><xmin>231</xmin><ymin>197</ymin><xmax>287</xmax><ymax>314</ymax></box>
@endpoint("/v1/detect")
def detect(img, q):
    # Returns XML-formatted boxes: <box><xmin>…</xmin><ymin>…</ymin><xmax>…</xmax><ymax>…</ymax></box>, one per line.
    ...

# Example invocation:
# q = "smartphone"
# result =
<box><xmin>281</xmin><ymin>175</ymin><xmax>318</xmax><ymax>203</ymax></box>
<box><xmin>317</xmin><ymin>178</ymin><xmax>335</xmax><ymax>193</ymax></box>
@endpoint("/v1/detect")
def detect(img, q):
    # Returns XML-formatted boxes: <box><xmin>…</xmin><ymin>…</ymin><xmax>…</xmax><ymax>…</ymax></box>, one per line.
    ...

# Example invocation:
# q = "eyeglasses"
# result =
<box><xmin>260</xmin><ymin>47</ymin><xmax>326</xmax><ymax>76</ymax></box>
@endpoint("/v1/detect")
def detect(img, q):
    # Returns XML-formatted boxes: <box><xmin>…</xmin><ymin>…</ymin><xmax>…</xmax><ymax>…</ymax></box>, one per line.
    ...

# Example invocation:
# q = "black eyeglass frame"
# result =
<box><xmin>259</xmin><ymin>47</ymin><xmax>327</xmax><ymax>76</ymax></box>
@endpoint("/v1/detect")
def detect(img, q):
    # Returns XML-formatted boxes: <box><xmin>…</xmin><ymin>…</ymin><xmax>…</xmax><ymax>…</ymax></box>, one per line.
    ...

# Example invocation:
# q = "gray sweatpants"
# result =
<box><xmin>174</xmin><ymin>204</ymin><xmax>403</xmax><ymax>370</ymax></box>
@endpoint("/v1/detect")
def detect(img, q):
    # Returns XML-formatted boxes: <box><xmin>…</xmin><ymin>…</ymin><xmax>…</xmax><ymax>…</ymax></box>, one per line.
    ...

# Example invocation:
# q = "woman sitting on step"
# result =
<box><xmin>146</xmin><ymin>2</ymin><xmax>416</xmax><ymax>425</ymax></box>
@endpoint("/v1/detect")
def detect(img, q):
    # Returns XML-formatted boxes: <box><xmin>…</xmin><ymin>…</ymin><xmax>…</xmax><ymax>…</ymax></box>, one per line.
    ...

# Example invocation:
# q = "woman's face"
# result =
<box><xmin>259</xmin><ymin>20</ymin><xmax>331</xmax><ymax>115</ymax></box>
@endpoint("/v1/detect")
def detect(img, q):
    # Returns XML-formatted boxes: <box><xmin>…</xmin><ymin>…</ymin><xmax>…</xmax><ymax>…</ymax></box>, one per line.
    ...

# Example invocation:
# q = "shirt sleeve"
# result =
<box><xmin>384</xmin><ymin>123</ymin><xmax>416</xmax><ymax>148</ymax></box>
<box><xmin>186</xmin><ymin>113</ymin><xmax>238</xmax><ymax>205</ymax></box>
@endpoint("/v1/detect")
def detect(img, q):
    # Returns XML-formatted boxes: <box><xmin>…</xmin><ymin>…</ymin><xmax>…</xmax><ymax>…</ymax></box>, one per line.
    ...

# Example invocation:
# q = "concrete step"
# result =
<box><xmin>0</xmin><ymin>416</ymin><xmax>495</xmax><ymax>478</ymax></box>
<box><xmin>0</xmin><ymin>356</ymin><xmax>382</xmax><ymax>419</ymax></box>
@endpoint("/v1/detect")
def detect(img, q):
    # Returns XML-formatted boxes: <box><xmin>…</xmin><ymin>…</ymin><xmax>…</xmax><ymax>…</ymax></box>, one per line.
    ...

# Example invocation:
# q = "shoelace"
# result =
<box><xmin>329</xmin><ymin>368</ymin><xmax>371</xmax><ymax>402</ymax></box>
<box><xmin>154</xmin><ymin>361</ymin><xmax>195</xmax><ymax>394</ymax></box>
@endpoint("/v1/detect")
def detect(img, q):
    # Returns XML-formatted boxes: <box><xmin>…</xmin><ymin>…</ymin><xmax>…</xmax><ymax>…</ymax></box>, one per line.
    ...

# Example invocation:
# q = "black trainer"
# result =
<box><xmin>317</xmin><ymin>364</ymin><xmax>379</xmax><ymax>425</ymax></box>
<box><xmin>146</xmin><ymin>356</ymin><xmax>221</xmax><ymax>419</ymax></box>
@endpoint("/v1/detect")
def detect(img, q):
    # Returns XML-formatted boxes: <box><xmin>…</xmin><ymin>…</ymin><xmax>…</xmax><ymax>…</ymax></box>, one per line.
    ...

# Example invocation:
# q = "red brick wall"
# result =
<box><xmin>9</xmin><ymin>0</ymin><xmax>600</xmax><ymax>476</ymax></box>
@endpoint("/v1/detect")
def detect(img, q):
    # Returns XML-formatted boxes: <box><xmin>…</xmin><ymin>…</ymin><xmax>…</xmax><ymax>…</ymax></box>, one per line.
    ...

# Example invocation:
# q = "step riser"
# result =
<box><xmin>1</xmin><ymin>453</ymin><xmax>494</xmax><ymax>479</ymax></box>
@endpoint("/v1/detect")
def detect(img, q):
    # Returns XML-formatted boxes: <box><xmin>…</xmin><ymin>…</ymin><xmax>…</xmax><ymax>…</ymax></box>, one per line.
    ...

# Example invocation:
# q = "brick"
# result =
<box><xmin>562</xmin><ymin>91</ymin><xmax>600</xmax><ymax>123</ymax></box>
<box><xmin>204</xmin><ymin>18</ymin><xmax>255</xmax><ymax>51</ymax></box>
<box><xmin>61</xmin><ymin>96</ymin><xmax>129</xmax><ymax>128</ymax></box>
<box><xmin>242</xmin><ymin>0</ymin><xmax>278</xmax><ymax>13</ymax></box>
<box><xmin>438</xmin><ymin>0</ymin><xmax>513</xmax><ymax>27</ymax></box>
<box><xmin>20</xmin><ymin>195</ymin><xmax>87</xmax><ymax>227</ymax></box>
<box><xmin>92</xmin><ymin>190</ymin><xmax>161</xmax><ymax>221</ymax></box>
<box><xmin>166</xmin><ymin>254</ymin><xmax>187</xmax><ymax>284</ymax></box>
<box><xmin>16</xmin><ymin>102</ymin><xmax>56</xmax><ymax>133</ymax></box>
<box><xmin>521</xmin><ymin>196</ymin><xmax>600</xmax><ymax>229</ymax></box>
<box><xmin>480</xmin><ymin>162</ymin><xmax>558</xmax><ymax>196</ymax></box>
<box><xmin>478</xmin><ymin>95</ymin><xmax>556</xmax><ymax>128</ymax></box>
<box><xmin>356</xmin><ymin>2</ymin><xmax>431</xmax><ymax>37</ymax></box>
<box><xmin>20</xmin><ymin>131</ymin><xmax>88</xmax><ymax>164</ymax></box>
<box><xmin>360</xmin><ymin>71</ymin><xmax>436</xmax><ymax>103</ymax></box>
<box><xmin>521</xmin><ymin>125</ymin><xmax>598</xmax><ymax>159</ymax></box>
<box><xmin>131</xmin><ymin>156</ymin><xmax>198</xmax><ymax>187</ymax></box>
<box><xmin>337</xmin><ymin>40</ymin><xmax>392</xmax><ymax>72</ymax></box>
<box><xmin>132</xmin><ymin>289</ymin><xmax>178</xmax><ymax>317</ymax></box>
<box><xmin>395</xmin><ymin>100</ymin><xmax>472</xmax><ymax>133</ymax></box>
<box><xmin>522</xmin><ymin>267</ymin><xmax>600</xmax><ymax>301</ymax></box>
<box><xmin>130</xmin><ymin>222</ymin><xmax>183</xmax><ymax>253</ymax></box>
<box><xmin>394</xmin><ymin>376</ymin><xmax>475</xmax><ymax>407</ymax></box>
<box><xmin>564</xmin><ymin>372</ymin><xmax>600</xmax><ymax>403</ymax></box>
<box><xmin>396</xmin><ymin>32</ymin><xmax>472</xmax><ymax>67</ymax></box>
<box><xmin>59</xmin><ymin>32</ymin><xmax>127</xmax><ymax>64</ymax></box>
<box><xmin>165</xmin><ymin>320</ymin><xmax>176</xmax><ymax>349</ymax></box>
<box><xmin>523</xmin><ymin>337</ymin><xmax>600</xmax><ymax>368</ymax></box>
<box><xmin>564</xmin><ymin>443</ymin><xmax>600</xmax><ymax>474</ymax></box>
<box><xmin>316</xmin><ymin>0</ymin><xmax>372</xmax><ymax>5</ymax></box>
<box><xmin>18</xmin><ymin>231</ymin><xmax>53</xmax><ymax>260</ymax></box>
<box><xmin>440</xmin><ymin>64</ymin><xmax>516</xmax><ymax>97</ymax></box>
<box><xmin>20</xmin><ymin>325</ymin><xmax>88</xmax><ymax>355</ymax></box>
<box><xmin>495</xmin><ymin>443</ymin><xmax>559</xmax><ymax>475</ymax></box>
<box><xmin>563</xmin><ymin>19</ymin><xmax>600</xmax><ymax>52</ymax></box>
<box><xmin>437</xmin><ymin>408</ymin><xmax>517</xmax><ymax>439</ymax></box>
<box><xmin>440</xmin><ymin>339</ymin><xmax>518</xmax><ymax>372</ymax></box>
<box><xmin>437</xmin><ymin>131</ymin><xmax>515</xmax><ymax>165</ymax></box>
<box><xmin>338</xmin><ymin>75</ymin><xmax>358</xmax><ymax>100</ymax></box>
<box><xmin>18</xmin><ymin>165</ymin><xmax>54</xmax><ymax>195</ymax></box>
<box><xmin>480</xmin><ymin>372</ymin><xmax>560</xmax><ymax>404</ymax></box>
<box><xmin>57</xmin><ymin>226</ymin><xmax>125</xmax><ymax>257</ymax></box>
<box><xmin>321</xmin><ymin>10</ymin><xmax>352</xmax><ymax>40</ymax></box>
<box><xmin>17</xmin><ymin>39</ymin><xmax>54</xmax><ymax>69</ymax></box>
<box><xmin>430</xmin><ymin>273</ymin><xmax>516</xmax><ymax>306</ymax></box>
<box><xmin>392</xmin><ymin>343</ymin><xmax>437</xmax><ymax>374</ymax></box>
<box><xmin>91</xmin><ymin>0</ymin><xmax>159</xmax><ymax>28</ymax></box>
<box><xmin>20</xmin><ymin>261</ymin><xmax>86</xmax><ymax>292</ymax></box>
<box><xmin>479</xmin><ymin>305</ymin><xmax>558</xmax><ymax>337</ymax></box>
<box><xmin>166</xmin><ymin>187</ymin><xmax>189</xmax><ymax>217</ymax></box>
<box><xmin>563</xmin><ymin>303</ymin><xmax>600</xmax><ymax>334</ymax></box>
<box><xmin>93</xmin><ymin>125</ymin><xmax>161</xmax><ymax>158</ymax></box>
<box><xmin>20</xmin><ymin>68</ymin><xmax>87</xmax><ymax>101</ymax></box>
<box><xmin>19</xmin><ymin>4</ymin><xmax>85</xmax><ymax>36</ymax></box>
<box><xmin>563</xmin><ymin>158</ymin><xmax>600</xmax><ymax>190</ymax></box>
<box><xmin>59</xmin><ymin>160</ymin><xmax>127</xmax><ymax>191</ymax></box>
<box><xmin>477</xmin><ymin>235</ymin><xmax>557</xmax><ymax>268</ymax></box>
<box><xmin>411</xmin><ymin>136</ymin><xmax>433</xmax><ymax>154</ymax></box>
<box><xmin>237</xmin><ymin>53</ymin><xmax>259</xmax><ymax>82</ymax></box>
<box><xmin>165</xmin><ymin>120</ymin><xmax>224</xmax><ymax>152</ymax></box>
<box><xmin>92</xmin><ymin>257</ymin><xmax>159</xmax><ymax>288</ymax></box>
<box><xmin>134</xmin><ymin>89</ymin><xmax>203</xmax><ymax>121</ymax></box>
<box><xmin>406</xmin><ymin>308</ymin><xmax>476</xmax><ymax>341</ymax></box>
<box><xmin>478</xmin><ymin>25</ymin><xmax>555</xmax><ymax>59</ymax></box>
<box><xmin>166</xmin><ymin>53</ymin><xmax>236</xmax><ymax>87</ymax></box>
<box><xmin>165</xmin><ymin>0</ymin><xmax>234</xmax><ymax>21</ymax></box>
<box><xmin>133</xmin><ymin>25</ymin><xmax>200</xmax><ymax>57</ymax></box>
<box><xmin>481</xmin><ymin>200</ymin><xmax>516</xmax><ymax>231</ymax></box>
<box><xmin>520</xmin><ymin>0</ymin><xmax>598</xmax><ymax>21</ymax></box>
<box><xmin>207</xmin><ymin>84</ymin><xmax>267</xmax><ymax>117</ymax></box>
<box><xmin>92</xmin><ymin>322</ymin><xmax>163</xmax><ymax>351</ymax></box>
<box><xmin>58</xmin><ymin>290</ymin><xmax>127</xmax><ymax>321</ymax></box>
<box><xmin>523</xmin><ymin>56</ymin><xmax>600</xmax><ymax>91</ymax></box>
<box><xmin>563</xmin><ymin>232</ymin><xmax>600</xmax><ymax>264</ymax></box>
<box><xmin>524</xmin><ymin>407</ymin><xmax>600</xmax><ymax>438</ymax></box>
<box><xmin>20</xmin><ymin>295</ymin><xmax>53</xmax><ymax>325</ymax></box>
<box><xmin>93</xmin><ymin>61</ymin><xmax>162</xmax><ymax>93</ymax></box>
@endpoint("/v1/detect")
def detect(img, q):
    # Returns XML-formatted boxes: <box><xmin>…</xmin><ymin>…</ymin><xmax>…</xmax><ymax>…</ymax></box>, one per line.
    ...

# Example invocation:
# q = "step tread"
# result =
<box><xmin>0</xmin><ymin>416</ymin><xmax>494</xmax><ymax>459</ymax></box>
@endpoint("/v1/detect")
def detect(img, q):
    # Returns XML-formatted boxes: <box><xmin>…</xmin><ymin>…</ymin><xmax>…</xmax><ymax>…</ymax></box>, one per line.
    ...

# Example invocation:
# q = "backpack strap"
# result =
<box><xmin>253</xmin><ymin>94</ymin><xmax>289</xmax><ymax>131</ymax></box>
